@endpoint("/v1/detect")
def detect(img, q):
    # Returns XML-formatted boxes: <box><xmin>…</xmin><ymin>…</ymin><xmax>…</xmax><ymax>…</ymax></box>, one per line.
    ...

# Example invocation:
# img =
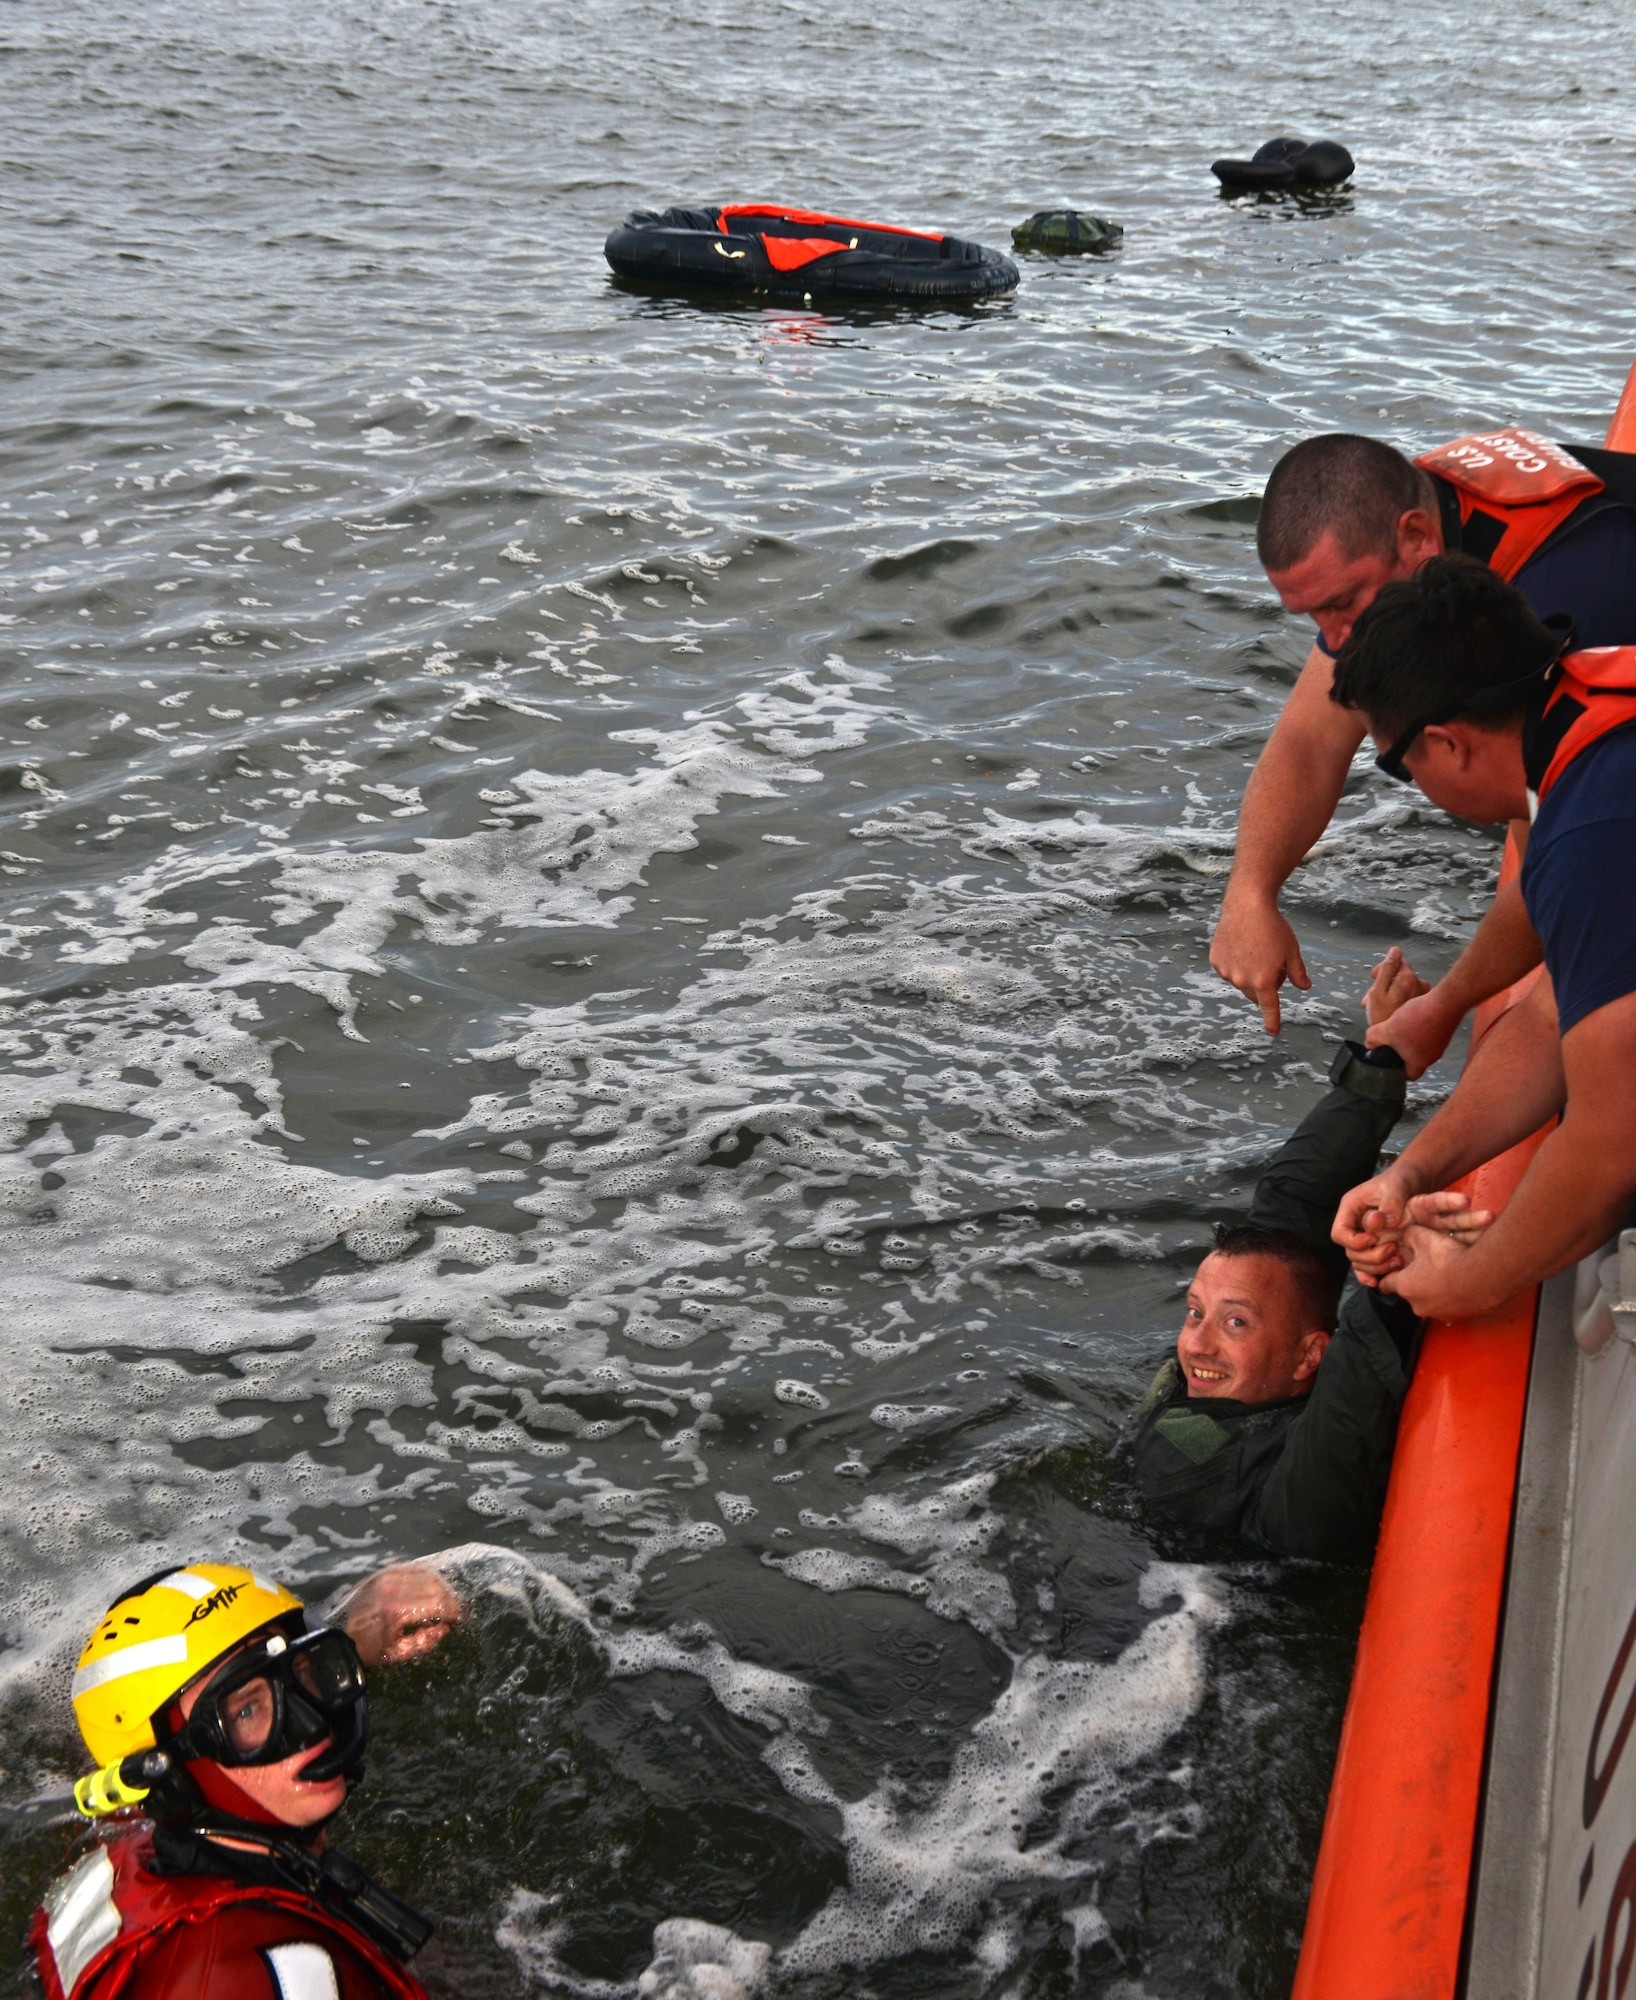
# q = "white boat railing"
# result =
<box><xmin>1466</xmin><ymin>1227</ymin><xmax>1636</xmax><ymax>1999</ymax></box>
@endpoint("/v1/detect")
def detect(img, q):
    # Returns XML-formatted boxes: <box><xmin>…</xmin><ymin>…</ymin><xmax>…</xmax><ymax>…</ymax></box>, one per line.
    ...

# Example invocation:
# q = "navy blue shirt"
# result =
<box><xmin>1521</xmin><ymin>720</ymin><xmax>1636</xmax><ymax>1036</ymax></box>
<box><xmin>1513</xmin><ymin>506</ymin><xmax>1636</xmax><ymax>649</ymax></box>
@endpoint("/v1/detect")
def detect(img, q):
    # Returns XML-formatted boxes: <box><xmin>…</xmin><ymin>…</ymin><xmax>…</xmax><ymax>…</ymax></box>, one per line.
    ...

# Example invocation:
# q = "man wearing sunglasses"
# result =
<box><xmin>29</xmin><ymin>1563</ymin><xmax>433</xmax><ymax>2000</ymax></box>
<box><xmin>1209</xmin><ymin>426</ymin><xmax>1636</xmax><ymax>1056</ymax></box>
<box><xmin>1323</xmin><ymin>555</ymin><xmax>1636</xmax><ymax>1320</ymax></box>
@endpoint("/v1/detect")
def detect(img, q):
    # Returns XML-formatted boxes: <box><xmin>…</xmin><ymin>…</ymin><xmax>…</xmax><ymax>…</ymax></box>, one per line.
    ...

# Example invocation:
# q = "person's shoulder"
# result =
<box><xmin>1137</xmin><ymin>1355</ymin><xmax>1184</xmax><ymax>1419</ymax></box>
<box><xmin>1319</xmin><ymin>1284</ymin><xmax>1414</xmax><ymax>1393</ymax></box>
<box><xmin>1534</xmin><ymin>718</ymin><xmax>1636</xmax><ymax>839</ymax></box>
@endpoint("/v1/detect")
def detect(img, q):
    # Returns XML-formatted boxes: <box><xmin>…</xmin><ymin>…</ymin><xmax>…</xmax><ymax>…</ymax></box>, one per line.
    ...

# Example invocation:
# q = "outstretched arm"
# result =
<box><xmin>1211</xmin><ymin>645</ymin><xmax>1369</xmax><ymax>1033</ymax></box>
<box><xmin>1365</xmin><ymin>868</ymin><xmax>1543</xmax><ymax>1077</ymax></box>
<box><xmin>1334</xmin><ymin>974</ymin><xmax>1567</xmax><ymax>1282</ymax></box>
<box><xmin>1248</xmin><ymin>950</ymin><xmax>1419</xmax><ymax>1261</ymax></box>
<box><xmin>1379</xmin><ymin>990</ymin><xmax>1636</xmax><ymax>1317</ymax></box>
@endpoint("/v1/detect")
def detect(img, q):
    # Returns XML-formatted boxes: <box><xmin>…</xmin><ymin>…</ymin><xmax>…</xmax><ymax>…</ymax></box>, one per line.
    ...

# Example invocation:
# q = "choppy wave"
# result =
<box><xmin>4</xmin><ymin>0</ymin><xmax>1631</xmax><ymax>1985</ymax></box>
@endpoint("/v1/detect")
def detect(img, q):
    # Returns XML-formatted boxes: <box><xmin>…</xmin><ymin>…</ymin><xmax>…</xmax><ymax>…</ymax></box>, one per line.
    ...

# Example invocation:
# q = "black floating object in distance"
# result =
<box><xmin>1011</xmin><ymin>210</ymin><xmax>1123</xmax><ymax>254</ymax></box>
<box><xmin>1292</xmin><ymin>140</ymin><xmax>1355</xmax><ymax>185</ymax></box>
<box><xmin>1211</xmin><ymin>156</ymin><xmax>1297</xmax><ymax>188</ymax></box>
<box><xmin>1211</xmin><ymin>136</ymin><xmax>1355</xmax><ymax>190</ymax></box>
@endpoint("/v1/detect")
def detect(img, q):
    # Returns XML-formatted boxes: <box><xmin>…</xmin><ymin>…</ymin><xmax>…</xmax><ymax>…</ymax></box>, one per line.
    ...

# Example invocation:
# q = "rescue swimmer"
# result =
<box><xmin>1328</xmin><ymin>554</ymin><xmax>1636</xmax><ymax>1321</ymax></box>
<box><xmin>1209</xmin><ymin>422</ymin><xmax>1636</xmax><ymax>1061</ymax></box>
<box><xmin>1133</xmin><ymin>949</ymin><xmax>1428</xmax><ymax>1558</ymax></box>
<box><xmin>28</xmin><ymin>1563</ymin><xmax>433</xmax><ymax>2000</ymax></box>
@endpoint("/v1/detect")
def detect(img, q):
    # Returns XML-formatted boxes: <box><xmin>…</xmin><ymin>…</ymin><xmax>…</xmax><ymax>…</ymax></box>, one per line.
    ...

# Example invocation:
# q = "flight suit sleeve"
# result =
<box><xmin>1247</xmin><ymin>1043</ymin><xmax>1408</xmax><ymax>1279</ymax></box>
<box><xmin>1240</xmin><ymin>1285</ymin><xmax>1420</xmax><ymax>1559</ymax></box>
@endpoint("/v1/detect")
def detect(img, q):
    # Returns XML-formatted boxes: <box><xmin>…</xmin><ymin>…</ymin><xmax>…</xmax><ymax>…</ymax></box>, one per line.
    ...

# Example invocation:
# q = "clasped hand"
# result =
<box><xmin>1332</xmin><ymin>1173</ymin><xmax>1496</xmax><ymax>1305</ymax></box>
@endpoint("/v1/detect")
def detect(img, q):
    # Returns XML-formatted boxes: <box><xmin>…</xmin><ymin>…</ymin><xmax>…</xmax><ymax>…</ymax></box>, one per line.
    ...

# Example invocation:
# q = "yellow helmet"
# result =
<box><xmin>72</xmin><ymin>1563</ymin><xmax>304</xmax><ymax>1767</ymax></box>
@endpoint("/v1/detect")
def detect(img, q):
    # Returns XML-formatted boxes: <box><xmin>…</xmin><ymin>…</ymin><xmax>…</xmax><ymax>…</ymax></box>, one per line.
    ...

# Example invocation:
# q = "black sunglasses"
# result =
<box><xmin>1373</xmin><ymin>648</ymin><xmax>1565</xmax><ymax>784</ymax></box>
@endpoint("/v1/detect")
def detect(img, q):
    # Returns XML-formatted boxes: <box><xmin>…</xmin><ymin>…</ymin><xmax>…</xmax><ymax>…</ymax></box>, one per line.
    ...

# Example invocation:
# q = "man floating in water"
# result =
<box><xmin>29</xmin><ymin>1564</ymin><xmax>434</xmax><ymax>2000</ymax></box>
<box><xmin>1133</xmin><ymin>949</ymin><xmax>1429</xmax><ymax>1558</ymax></box>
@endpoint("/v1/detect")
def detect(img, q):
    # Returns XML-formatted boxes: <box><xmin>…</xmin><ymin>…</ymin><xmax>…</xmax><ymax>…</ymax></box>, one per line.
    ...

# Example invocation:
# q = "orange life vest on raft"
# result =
<box><xmin>1414</xmin><ymin>428</ymin><xmax>1606</xmax><ymax>580</ymax></box>
<box><xmin>713</xmin><ymin>203</ymin><xmax>942</xmax><ymax>273</ymax></box>
<box><xmin>1525</xmin><ymin>646</ymin><xmax>1636</xmax><ymax>808</ymax></box>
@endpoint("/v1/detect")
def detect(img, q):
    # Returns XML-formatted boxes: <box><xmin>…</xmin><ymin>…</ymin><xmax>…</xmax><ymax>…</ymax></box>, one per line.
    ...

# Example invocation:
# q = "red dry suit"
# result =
<box><xmin>28</xmin><ymin>1826</ymin><xmax>430</xmax><ymax>2000</ymax></box>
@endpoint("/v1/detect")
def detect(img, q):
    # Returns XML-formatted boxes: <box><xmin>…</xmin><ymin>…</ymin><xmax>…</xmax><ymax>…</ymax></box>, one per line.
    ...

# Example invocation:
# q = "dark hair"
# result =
<box><xmin>1208</xmin><ymin>1221</ymin><xmax>1340</xmax><ymax>1333</ymax></box>
<box><xmin>1257</xmin><ymin>434</ymin><xmax>1436</xmax><ymax>572</ymax></box>
<box><xmin>1329</xmin><ymin>552</ymin><xmax>1557</xmax><ymax>736</ymax></box>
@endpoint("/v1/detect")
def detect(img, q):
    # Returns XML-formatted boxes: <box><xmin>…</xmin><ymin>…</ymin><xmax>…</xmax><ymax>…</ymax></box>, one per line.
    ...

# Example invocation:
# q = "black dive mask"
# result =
<box><xmin>164</xmin><ymin>1625</ymin><xmax>369</xmax><ymax>1785</ymax></box>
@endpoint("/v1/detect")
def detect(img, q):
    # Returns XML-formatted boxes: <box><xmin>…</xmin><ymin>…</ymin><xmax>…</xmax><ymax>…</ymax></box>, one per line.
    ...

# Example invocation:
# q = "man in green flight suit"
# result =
<box><xmin>1133</xmin><ymin>949</ymin><xmax>1433</xmax><ymax>1559</ymax></box>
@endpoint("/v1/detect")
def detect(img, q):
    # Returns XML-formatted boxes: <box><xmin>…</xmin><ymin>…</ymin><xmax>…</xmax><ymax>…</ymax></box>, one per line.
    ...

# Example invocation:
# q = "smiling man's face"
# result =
<box><xmin>1177</xmin><ymin>1251</ymin><xmax>1330</xmax><ymax>1404</ymax></box>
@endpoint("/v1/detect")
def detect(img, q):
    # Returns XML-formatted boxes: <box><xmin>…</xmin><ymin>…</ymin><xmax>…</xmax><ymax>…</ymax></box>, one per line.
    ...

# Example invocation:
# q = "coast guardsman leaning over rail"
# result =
<box><xmin>1327</xmin><ymin>555</ymin><xmax>1636</xmax><ymax>1321</ymax></box>
<box><xmin>28</xmin><ymin>1564</ymin><xmax>433</xmax><ymax>2000</ymax></box>
<box><xmin>1208</xmin><ymin>424</ymin><xmax>1636</xmax><ymax>1059</ymax></box>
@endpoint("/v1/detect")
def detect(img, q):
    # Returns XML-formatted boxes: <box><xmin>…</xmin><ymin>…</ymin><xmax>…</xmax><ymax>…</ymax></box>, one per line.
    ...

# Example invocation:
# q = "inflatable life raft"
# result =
<box><xmin>603</xmin><ymin>205</ymin><xmax>1021</xmax><ymax>304</ymax></box>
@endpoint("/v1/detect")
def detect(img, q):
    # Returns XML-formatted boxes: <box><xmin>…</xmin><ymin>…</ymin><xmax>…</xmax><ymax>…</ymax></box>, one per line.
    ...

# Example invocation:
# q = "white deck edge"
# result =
<box><xmin>1463</xmin><ymin>1266</ymin><xmax>1578</xmax><ymax>2000</ymax></box>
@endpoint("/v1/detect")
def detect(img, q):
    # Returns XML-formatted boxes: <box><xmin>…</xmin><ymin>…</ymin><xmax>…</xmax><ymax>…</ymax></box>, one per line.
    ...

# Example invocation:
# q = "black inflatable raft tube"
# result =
<box><xmin>604</xmin><ymin>204</ymin><xmax>1020</xmax><ymax>303</ymax></box>
<box><xmin>1211</xmin><ymin>137</ymin><xmax>1355</xmax><ymax>190</ymax></box>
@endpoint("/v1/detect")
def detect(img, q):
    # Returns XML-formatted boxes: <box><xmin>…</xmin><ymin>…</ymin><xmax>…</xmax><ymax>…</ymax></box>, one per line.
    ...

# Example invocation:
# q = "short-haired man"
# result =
<box><xmin>1133</xmin><ymin>951</ymin><xmax>1424</xmax><ymax>1558</ymax></box>
<box><xmin>1209</xmin><ymin>427</ymin><xmax>1636</xmax><ymax>1058</ymax></box>
<box><xmin>1326</xmin><ymin>555</ymin><xmax>1636</xmax><ymax>1318</ymax></box>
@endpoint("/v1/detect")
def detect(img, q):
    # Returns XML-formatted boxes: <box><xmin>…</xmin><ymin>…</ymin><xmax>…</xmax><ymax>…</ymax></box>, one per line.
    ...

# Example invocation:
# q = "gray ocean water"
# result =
<box><xmin>3</xmin><ymin>0</ymin><xmax>1633</xmax><ymax>1991</ymax></box>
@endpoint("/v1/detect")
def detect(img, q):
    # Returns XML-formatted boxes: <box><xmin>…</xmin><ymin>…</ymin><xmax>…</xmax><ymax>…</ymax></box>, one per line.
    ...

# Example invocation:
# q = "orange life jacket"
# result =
<box><xmin>715</xmin><ymin>204</ymin><xmax>943</xmax><ymax>274</ymax></box>
<box><xmin>1415</xmin><ymin>428</ymin><xmax>1606</xmax><ymax>580</ymax></box>
<box><xmin>1525</xmin><ymin>646</ymin><xmax>1636</xmax><ymax>807</ymax></box>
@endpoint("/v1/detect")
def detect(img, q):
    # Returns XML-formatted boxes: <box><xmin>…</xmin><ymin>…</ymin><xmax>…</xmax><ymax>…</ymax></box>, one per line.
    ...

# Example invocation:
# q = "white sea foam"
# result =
<box><xmin>477</xmin><ymin>1547</ymin><xmax>1223</xmax><ymax>1993</ymax></box>
<box><xmin>637</xmin><ymin>1921</ymin><xmax>772</xmax><ymax>2000</ymax></box>
<box><xmin>842</xmin><ymin>1475</ymin><xmax>1016</xmax><ymax>1634</ymax></box>
<box><xmin>0</xmin><ymin>682</ymin><xmax>942</xmax><ymax>1677</ymax></box>
<box><xmin>763</xmin><ymin>1548</ymin><xmax>930</xmax><ymax>1601</ymax></box>
<box><xmin>603</xmin><ymin>1623</ymin><xmax>824</xmax><ymax>1739</ymax></box>
<box><xmin>869</xmin><ymin>1402</ymin><xmax>956</xmax><ymax>1431</ymax></box>
<box><xmin>496</xmin><ymin>1901</ymin><xmax>770</xmax><ymax>2000</ymax></box>
<box><xmin>779</xmin><ymin>1565</ymin><xmax>1226</xmax><ymax>1978</ymax></box>
<box><xmin>772</xmin><ymin>1379</ymin><xmax>828</xmax><ymax>1410</ymax></box>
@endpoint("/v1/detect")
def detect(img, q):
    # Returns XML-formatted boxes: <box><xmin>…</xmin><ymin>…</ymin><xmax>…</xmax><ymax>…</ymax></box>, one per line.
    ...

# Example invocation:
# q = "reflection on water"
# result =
<box><xmin>2</xmin><ymin>0</ymin><xmax>1631</xmax><ymax>1990</ymax></box>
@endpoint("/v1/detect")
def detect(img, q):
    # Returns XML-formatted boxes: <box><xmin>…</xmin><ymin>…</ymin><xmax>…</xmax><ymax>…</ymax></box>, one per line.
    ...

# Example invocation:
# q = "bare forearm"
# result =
<box><xmin>1212</xmin><ymin>648</ymin><xmax>1369</xmax><ymax>1031</ymax></box>
<box><xmin>1431</xmin><ymin>877</ymin><xmax>1542</xmax><ymax>1017</ymax></box>
<box><xmin>1397</xmin><ymin>993</ymin><xmax>1636</xmax><ymax>1314</ymax></box>
<box><xmin>1434</xmin><ymin>1122</ymin><xmax>1636</xmax><ymax>1313</ymax></box>
<box><xmin>1392</xmin><ymin>982</ymin><xmax>1565</xmax><ymax>1194</ymax></box>
<box><xmin>1226</xmin><ymin>687</ymin><xmax>1361</xmax><ymax>899</ymax></box>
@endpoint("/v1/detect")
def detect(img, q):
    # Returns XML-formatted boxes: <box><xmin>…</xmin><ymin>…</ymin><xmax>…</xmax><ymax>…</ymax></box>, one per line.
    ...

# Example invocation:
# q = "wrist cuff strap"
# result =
<box><xmin>1329</xmin><ymin>1039</ymin><xmax>1408</xmax><ymax>1110</ymax></box>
